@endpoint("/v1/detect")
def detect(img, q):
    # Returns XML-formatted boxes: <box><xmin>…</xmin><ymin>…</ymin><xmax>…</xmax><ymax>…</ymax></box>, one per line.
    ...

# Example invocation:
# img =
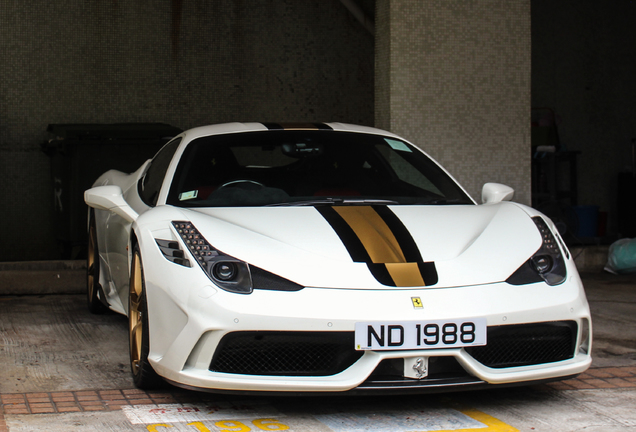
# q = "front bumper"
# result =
<box><xmin>144</xmin><ymin>264</ymin><xmax>592</xmax><ymax>393</ymax></box>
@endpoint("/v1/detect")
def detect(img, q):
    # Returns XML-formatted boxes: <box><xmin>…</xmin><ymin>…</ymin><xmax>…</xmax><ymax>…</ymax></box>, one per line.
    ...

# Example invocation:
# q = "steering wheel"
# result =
<box><xmin>219</xmin><ymin>179</ymin><xmax>265</xmax><ymax>189</ymax></box>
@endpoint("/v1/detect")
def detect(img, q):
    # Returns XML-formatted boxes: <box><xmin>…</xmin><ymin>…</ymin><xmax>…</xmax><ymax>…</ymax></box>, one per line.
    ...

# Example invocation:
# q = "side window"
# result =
<box><xmin>139</xmin><ymin>138</ymin><xmax>182</xmax><ymax>206</ymax></box>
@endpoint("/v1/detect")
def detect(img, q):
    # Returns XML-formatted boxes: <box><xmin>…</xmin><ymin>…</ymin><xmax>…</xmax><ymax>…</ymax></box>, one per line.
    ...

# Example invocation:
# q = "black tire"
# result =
<box><xmin>87</xmin><ymin>210</ymin><xmax>108</xmax><ymax>314</ymax></box>
<box><xmin>129</xmin><ymin>244</ymin><xmax>163</xmax><ymax>389</ymax></box>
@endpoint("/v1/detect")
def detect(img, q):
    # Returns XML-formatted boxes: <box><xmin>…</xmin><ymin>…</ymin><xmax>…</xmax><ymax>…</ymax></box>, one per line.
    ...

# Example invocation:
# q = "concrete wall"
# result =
<box><xmin>375</xmin><ymin>0</ymin><xmax>531</xmax><ymax>205</ymax></box>
<box><xmin>532</xmin><ymin>1</ymin><xmax>636</xmax><ymax>236</ymax></box>
<box><xmin>0</xmin><ymin>0</ymin><xmax>374</xmax><ymax>261</ymax></box>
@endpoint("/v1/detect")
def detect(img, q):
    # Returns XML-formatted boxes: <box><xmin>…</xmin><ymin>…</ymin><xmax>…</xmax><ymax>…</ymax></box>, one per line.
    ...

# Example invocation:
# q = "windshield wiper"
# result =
<box><xmin>341</xmin><ymin>198</ymin><xmax>401</xmax><ymax>205</ymax></box>
<box><xmin>266</xmin><ymin>198</ymin><xmax>345</xmax><ymax>207</ymax></box>
<box><xmin>423</xmin><ymin>198</ymin><xmax>470</xmax><ymax>205</ymax></box>
<box><xmin>266</xmin><ymin>198</ymin><xmax>402</xmax><ymax>207</ymax></box>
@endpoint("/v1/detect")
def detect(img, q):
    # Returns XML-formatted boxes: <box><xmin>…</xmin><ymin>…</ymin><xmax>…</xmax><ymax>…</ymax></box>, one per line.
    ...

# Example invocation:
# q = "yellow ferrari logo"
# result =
<box><xmin>412</xmin><ymin>297</ymin><xmax>423</xmax><ymax>308</ymax></box>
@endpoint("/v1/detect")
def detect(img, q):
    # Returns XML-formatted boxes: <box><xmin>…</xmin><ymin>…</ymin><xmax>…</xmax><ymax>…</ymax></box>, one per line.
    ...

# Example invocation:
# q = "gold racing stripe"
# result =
<box><xmin>333</xmin><ymin>206</ymin><xmax>405</xmax><ymax>263</ymax></box>
<box><xmin>385</xmin><ymin>263</ymin><xmax>426</xmax><ymax>287</ymax></box>
<box><xmin>333</xmin><ymin>206</ymin><xmax>425</xmax><ymax>286</ymax></box>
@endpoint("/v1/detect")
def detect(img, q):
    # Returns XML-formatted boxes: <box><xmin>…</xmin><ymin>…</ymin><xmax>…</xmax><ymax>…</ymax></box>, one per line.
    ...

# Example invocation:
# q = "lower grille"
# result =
<box><xmin>465</xmin><ymin>321</ymin><xmax>577</xmax><ymax>368</ymax></box>
<box><xmin>209</xmin><ymin>332</ymin><xmax>363</xmax><ymax>376</ymax></box>
<box><xmin>209</xmin><ymin>322</ymin><xmax>577</xmax><ymax>377</ymax></box>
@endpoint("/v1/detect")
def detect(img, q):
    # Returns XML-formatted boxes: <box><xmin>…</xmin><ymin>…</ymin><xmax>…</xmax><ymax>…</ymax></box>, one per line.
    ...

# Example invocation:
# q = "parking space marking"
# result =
<box><xmin>451</xmin><ymin>407</ymin><xmax>519</xmax><ymax>432</ymax></box>
<box><xmin>122</xmin><ymin>402</ymin><xmax>282</xmax><ymax>425</ymax></box>
<box><xmin>122</xmin><ymin>401</ymin><xmax>518</xmax><ymax>432</ymax></box>
<box><xmin>314</xmin><ymin>405</ymin><xmax>518</xmax><ymax>432</ymax></box>
<box><xmin>145</xmin><ymin>420</ymin><xmax>292</xmax><ymax>431</ymax></box>
<box><xmin>314</xmin><ymin>407</ymin><xmax>483</xmax><ymax>431</ymax></box>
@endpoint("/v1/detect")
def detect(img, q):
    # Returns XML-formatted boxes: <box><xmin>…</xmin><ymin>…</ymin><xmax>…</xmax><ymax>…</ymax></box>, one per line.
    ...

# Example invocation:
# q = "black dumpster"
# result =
<box><xmin>42</xmin><ymin>123</ymin><xmax>182</xmax><ymax>258</ymax></box>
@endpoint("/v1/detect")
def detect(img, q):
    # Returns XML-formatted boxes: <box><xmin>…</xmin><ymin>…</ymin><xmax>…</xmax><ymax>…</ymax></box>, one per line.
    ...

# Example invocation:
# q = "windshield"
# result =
<box><xmin>166</xmin><ymin>130</ymin><xmax>473</xmax><ymax>207</ymax></box>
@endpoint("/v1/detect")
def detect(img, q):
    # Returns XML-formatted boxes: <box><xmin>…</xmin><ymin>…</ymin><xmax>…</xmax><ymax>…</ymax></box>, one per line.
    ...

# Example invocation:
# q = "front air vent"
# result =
<box><xmin>465</xmin><ymin>321</ymin><xmax>576</xmax><ymax>368</ymax></box>
<box><xmin>156</xmin><ymin>239</ymin><xmax>191</xmax><ymax>267</ymax></box>
<box><xmin>210</xmin><ymin>332</ymin><xmax>362</xmax><ymax>376</ymax></box>
<box><xmin>250</xmin><ymin>266</ymin><xmax>304</xmax><ymax>291</ymax></box>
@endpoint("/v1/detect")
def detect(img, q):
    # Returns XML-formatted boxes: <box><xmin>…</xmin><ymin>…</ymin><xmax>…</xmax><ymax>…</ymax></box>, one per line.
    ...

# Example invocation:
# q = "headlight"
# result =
<box><xmin>171</xmin><ymin>221</ymin><xmax>304</xmax><ymax>294</ymax></box>
<box><xmin>506</xmin><ymin>217</ymin><xmax>567</xmax><ymax>286</ymax></box>
<box><xmin>213</xmin><ymin>262</ymin><xmax>238</xmax><ymax>281</ymax></box>
<box><xmin>172</xmin><ymin>221</ymin><xmax>253</xmax><ymax>294</ymax></box>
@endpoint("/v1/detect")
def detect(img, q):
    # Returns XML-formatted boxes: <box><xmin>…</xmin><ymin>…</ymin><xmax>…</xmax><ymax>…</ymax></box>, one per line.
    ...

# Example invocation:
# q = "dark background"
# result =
<box><xmin>1</xmin><ymin>0</ymin><xmax>634</xmax><ymax>261</ymax></box>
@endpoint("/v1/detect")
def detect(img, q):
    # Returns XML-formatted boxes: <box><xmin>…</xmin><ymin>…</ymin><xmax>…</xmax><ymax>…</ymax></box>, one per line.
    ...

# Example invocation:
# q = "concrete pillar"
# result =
<box><xmin>376</xmin><ymin>0</ymin><xmax>531</xmax><ymax>205</ymax></box>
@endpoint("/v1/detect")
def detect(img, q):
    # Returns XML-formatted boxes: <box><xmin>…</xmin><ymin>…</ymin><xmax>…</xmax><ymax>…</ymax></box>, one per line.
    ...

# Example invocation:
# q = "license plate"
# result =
<box><xmin>355</xmin><ymin>318</ymin><xmax>487</xmax><ymax>351</ymax></box>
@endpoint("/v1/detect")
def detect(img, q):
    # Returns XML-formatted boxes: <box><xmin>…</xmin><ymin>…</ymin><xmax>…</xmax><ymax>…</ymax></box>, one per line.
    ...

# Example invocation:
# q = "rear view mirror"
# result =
<box><xmin>281</xmin><ymin>142</ymin><xmax>324</xmax><ymax>158</ymax></box>
<box><xmin>481</xmin><ymin>183</ymin><xmax>514</xmax><ymax>204</ymax></box>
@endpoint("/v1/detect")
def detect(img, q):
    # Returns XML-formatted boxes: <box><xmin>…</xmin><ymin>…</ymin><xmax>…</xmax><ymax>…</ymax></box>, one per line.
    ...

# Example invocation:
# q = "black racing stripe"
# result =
<box><xmin>418</xmin><ymin>262</ymin><xmax>439</xmax><ymax>286</ymax></box>
<box><xmin>367</xmin><ymin>263</ymin><xmax>396</xmax><ymax>287</ymax></box>
<box><xmin>317</xmin><ymin>205</ymin><xmax>438</xmax><ymax>287</ymax></box>
<box><xmin>316</xmin><ymin>206</ymin><xmax>371</xmax><ymax>263</ymax></box>
<box><xmin>261</xmin><ymin>122</ymin><xmax>333</xmax><ymax>131</ymax></box>
<box><xmin>262</xmin><ymin>122</ymin><xmax>283</xmax><ymax>130</ymax></box>
<box><xmin>372</xmin><ymin>206</ymin><xmax>423</xmax><ymax>262</ymax></box>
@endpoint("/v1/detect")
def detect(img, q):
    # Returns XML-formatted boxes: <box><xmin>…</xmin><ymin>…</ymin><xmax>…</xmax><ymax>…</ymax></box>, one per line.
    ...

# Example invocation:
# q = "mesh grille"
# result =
<box><xmin>210</xmin><ymin>332</ymin><xmax>363</xmax><ymax>376</ymax></box>
<box><xmin>465</xmin><ymin>321</ymin><xmax>576</xmax><ymax>368</ymax></box>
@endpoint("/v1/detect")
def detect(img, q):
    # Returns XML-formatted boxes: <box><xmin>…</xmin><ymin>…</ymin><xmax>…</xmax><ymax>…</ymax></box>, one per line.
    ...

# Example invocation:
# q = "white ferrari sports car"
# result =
<box><xmin>84</xmin><ymin>122</ymin><xmax>591</xmax><ymax>394</ymax></box>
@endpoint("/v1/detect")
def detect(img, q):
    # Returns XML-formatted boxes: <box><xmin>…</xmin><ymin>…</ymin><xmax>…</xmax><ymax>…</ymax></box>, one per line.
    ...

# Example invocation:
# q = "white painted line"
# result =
<box><xmin>122</xmin><ymin>402</ymin><xmax>282</xmax><ymax>425</ymax></box>
<box><xmin>314</xmin><ymin>407</ymin><xmax>487</xmax><ymax>432</ymax></box>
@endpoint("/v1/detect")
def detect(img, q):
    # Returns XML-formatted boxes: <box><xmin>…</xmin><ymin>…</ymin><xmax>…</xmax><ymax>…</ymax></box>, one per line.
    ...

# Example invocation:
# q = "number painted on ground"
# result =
<box><xmin>252</xmin><ymin>419</ymin><xmax>290</xmax><ymax>430</ymax></box>
<box><xmin>146</xmin><ymin>419</ymin><xmax>291</xmax><ymax>432</ymax></box>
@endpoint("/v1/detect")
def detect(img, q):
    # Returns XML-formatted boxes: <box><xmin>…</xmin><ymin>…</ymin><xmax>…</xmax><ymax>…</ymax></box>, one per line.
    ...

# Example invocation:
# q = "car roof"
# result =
<box><xmin>179</xmin><ymin>122</ymin><xmax>405</xmax><ymax>142</ymax></box>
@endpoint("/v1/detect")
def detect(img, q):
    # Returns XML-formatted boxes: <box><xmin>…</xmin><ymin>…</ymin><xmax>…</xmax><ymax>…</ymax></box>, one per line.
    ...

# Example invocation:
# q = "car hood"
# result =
<box><xmin>180</xmin><ymin>203</ymin><xmax>541</xmax><ymax>289</ymax></box>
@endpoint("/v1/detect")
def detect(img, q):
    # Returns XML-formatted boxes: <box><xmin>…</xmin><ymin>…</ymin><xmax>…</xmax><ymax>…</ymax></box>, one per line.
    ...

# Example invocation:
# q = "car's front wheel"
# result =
<box><xmin>129</xmin><ymin>244</ymin><xmax>163</xmax><ymax>389</ymax></box>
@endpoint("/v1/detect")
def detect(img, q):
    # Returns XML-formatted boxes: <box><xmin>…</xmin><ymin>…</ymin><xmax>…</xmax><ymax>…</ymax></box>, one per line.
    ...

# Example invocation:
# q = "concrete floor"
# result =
<box><xmin>0</xmin><ymin>295</ymin><xmax>130</xmax><ymax>394</ymax></box>
<box><xmin>0</xmin><ymin>270</ymin><xmax>635</xmax><ymax>431</ymax></box>
<box><xmin>582</xmin><ymin>273</ymin><xmax>636</xmax><ymax>368</ymax></box>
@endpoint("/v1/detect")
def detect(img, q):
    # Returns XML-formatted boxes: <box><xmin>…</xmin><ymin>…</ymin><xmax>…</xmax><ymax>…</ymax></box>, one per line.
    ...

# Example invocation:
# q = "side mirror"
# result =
<box><xmin>481</xmin><ymin>183</ymin><xmax>514</xmax><ymax>205</ymax></box>
<box><xmin>85</xmin><ymin>185</ymin><xmax>139</xmax><ymax>223</ymax></box>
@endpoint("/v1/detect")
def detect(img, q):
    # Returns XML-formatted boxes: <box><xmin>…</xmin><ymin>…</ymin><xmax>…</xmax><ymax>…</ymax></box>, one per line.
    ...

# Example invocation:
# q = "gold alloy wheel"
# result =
<box><xmin>87</xmin><ymin>215</ymin><xmax>108</xmax><ymax>314</ymax></box>
<box><xmin>129</xmin><ymin>251</ymin><xmax>144</xmax><ymax>376</ymax></box>
<box><xmin>87</xmin><ymin>224</ymin><xmax>96</xmax><ymax>300</ymax></box>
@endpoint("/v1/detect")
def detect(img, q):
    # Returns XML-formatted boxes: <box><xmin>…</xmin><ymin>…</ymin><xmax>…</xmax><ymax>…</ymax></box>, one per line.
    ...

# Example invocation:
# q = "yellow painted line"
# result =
<box><xmin>143</xmin><ymin>407</ymin><xmax>517</xmax><ymax>432</ymax></box>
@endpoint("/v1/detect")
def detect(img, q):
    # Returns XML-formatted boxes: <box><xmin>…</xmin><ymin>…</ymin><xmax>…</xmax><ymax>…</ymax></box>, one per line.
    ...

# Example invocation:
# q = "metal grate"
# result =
<box><xmin>465</xmin><ymin>321</ymin><xmax>577</xmax><ymax>368</ymax></box>
<box><xmin>209</xmin><ymin>332</ymin><xmax>363</xmax><ymax>376</ymax></box>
